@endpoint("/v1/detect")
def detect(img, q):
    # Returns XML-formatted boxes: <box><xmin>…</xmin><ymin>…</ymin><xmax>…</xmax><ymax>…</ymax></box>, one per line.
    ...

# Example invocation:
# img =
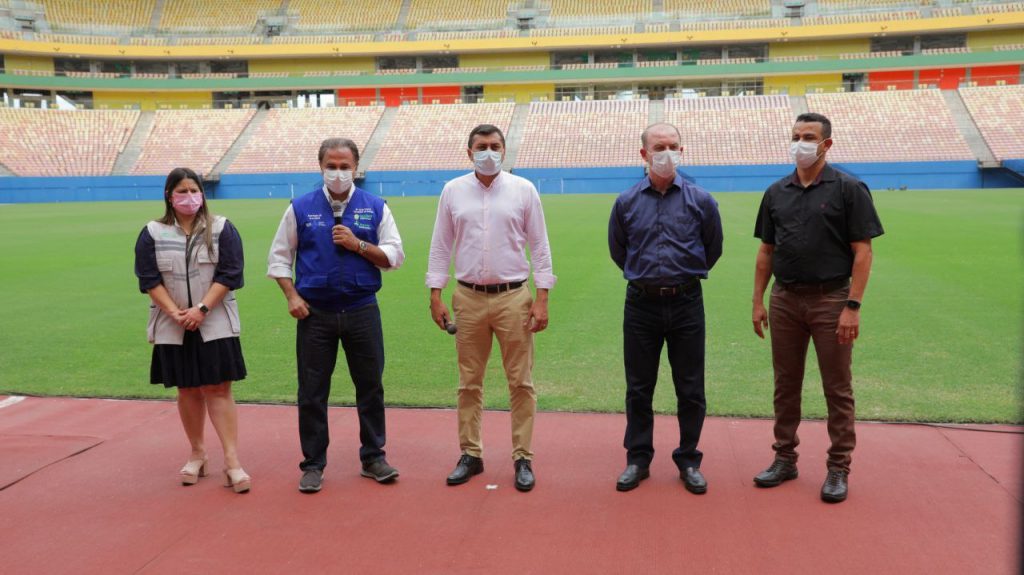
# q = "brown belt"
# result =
<box><xmin>776</xmin><ymin>278</ymin><xmax>849</xmax><ymax>294</ymax></box>
<box><xmin>458</xmin><ymin>280</ymin><xmax>526</xmax><ymax>294</ymax></box>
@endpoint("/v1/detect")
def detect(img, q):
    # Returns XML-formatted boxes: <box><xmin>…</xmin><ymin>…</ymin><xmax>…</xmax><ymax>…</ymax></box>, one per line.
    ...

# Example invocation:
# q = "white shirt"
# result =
<box><xmin>426</xmin><ymin>171</ymin><xmax>555</xmax><ymax>290</ymax></box>
<box><xmin>267</xmin><ymin>186</ymin><xmax>405</xmax><ymax>279</ymax></box>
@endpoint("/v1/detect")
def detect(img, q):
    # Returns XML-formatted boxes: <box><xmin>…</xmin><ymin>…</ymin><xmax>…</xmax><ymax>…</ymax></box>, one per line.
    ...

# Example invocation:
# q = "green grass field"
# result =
<box><xmin>1</xmin><ymin>189</ymin><xmax>1021</xmax><ymax>422</ymax></box>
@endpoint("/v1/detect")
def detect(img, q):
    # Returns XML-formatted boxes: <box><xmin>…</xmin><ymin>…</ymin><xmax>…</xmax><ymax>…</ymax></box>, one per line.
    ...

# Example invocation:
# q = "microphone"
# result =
<box><xmin>444</xmin><ymin>319</ymin><xmax>457</xmax><ymax>335</ymax></box>
<box><xmin>331</xmin><ymin>200</ymin><xmax>344</xmax><ymax>226</ymax></box>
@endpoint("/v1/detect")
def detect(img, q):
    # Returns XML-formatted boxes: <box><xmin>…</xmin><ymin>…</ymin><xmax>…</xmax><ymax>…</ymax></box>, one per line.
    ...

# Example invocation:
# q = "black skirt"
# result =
<box><xmin>150</xmin><ymin>330</ymin><xmax>247</xmax><ymax>388</ymax></box>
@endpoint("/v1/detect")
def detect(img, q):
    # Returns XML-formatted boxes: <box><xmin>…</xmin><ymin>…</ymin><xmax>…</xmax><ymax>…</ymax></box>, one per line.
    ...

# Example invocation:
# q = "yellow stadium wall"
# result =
<box><xmin>248</xmin><ymin>57</ymin><xmax>376</xmax><ymax>74</ymax></box>
<box><xmin>967</xmin><ymin>29</ymin><xmax>1024</xmax><ymax>50</ymax></box>
<box><xmin>460</xmin><ymin>52</ymin><xmax>550</xmax><ymax>69</ymax></box>
<box><xmin>93</xmin><ymin>91</ymin><xmax>213</xmax><ymax>110</ymax></box>
<box><xmin>483</xmin><ymin>83</ymin><xmax>555</xmax><ymax>103</ymax></box>
<box><xmin>764</xmin><ymin>74</ymin><xmax>843</xmax><ymax>96</ymax></box>
<box><xmin>4</xmin><ymin>54</ymin><xmax>55</xmax><ymax>72</ymax></box>
<box><xmin>767</xmin><ymin>38</ymin><xmax>871</xmax><ymax>59</ymax></box>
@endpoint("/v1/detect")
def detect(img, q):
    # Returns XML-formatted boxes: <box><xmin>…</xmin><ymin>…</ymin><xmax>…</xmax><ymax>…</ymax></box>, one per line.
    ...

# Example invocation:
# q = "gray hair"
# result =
<box><xmin>641</xmin><ymin>123</ymin><xmax>682</xmax><ymax>147</ymax></box>
<box><xmin>318</xmin><ymin>137</ymin><xmax>360</xmax><ymax>164</ymax></box>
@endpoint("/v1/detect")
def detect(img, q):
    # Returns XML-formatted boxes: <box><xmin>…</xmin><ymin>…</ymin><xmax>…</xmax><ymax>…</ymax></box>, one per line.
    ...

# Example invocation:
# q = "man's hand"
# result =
<box><xmin>525</xmin><ymin>298</ymin><xmax>549</xmax><ymax>333</ymax></box>
<box><xmin>287</xmin><ymin>293</ymin><xmax>310</xmax><ymax>320</ymax></box>
<box><xmin>836</xmin><ymin>307</ymin><xmax>859</xmax><ymax>344</ymax></box>
<box><xmin>332</xmin><ymin>225</ymin><xmax>360</xmax><ymax>252</ymax></box>
<box><xmin>429</xmin><ymin>296</ymin><xmax>451</xmax><ymax>331</ymax></box>
<box><xmin>752</xmin><ymin>301</ymin><xmax>769</xmax><ymax>339</ymax></box>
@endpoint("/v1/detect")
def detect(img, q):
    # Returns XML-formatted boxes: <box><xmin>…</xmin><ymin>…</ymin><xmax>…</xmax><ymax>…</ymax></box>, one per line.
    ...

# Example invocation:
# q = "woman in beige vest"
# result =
<box><xmin>134</xmin><ymin>167</ymin><xmax>251</xmax><ymax>493</ymax></box>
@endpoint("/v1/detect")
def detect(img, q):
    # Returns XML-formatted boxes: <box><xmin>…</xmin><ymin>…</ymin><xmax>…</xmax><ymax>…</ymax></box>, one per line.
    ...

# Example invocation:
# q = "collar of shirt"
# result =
<box><xmin>641</xmin><ymin>173</ymin><xmax>684</xmax><ymax>196</ymax></box>
<box><xmin>787</xmin><ymin>163</ymin><xmax>837</xmax><ymax>190</ymax></box>
<box><xmin>472</xmin><ymin>170</ymin><xmax>505</xmax><ymax>191</ymax></box>
<box><xmin>322</xmin><ymin>185</ymin><xmax>353</xmax><ymax>209</ymax></box>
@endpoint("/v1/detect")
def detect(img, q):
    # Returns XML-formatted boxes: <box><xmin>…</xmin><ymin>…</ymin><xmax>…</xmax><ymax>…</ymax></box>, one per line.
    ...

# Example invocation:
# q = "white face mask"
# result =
<box><xmin>323</xmin><ymin>169</ymin><xmax>353</xmax><ymax>194</ymax></box>
<box><xmin>790</xmin><ymin>140</ymin><xmax>826</xmax><ymax>169</ymax></box>
<box><xmin>648</xmin><ymin>149</ymin><xmax>680</xmax><ymax>178</ymax></box>
<box><xmin>473</xmin><ymin>150</ymin><xmax>502</xmax><ymax>176</ymax></box>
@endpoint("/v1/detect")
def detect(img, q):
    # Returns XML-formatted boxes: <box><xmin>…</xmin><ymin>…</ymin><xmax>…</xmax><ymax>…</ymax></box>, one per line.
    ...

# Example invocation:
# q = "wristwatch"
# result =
<box><xmin>198</xmin><ymin>302</ymin><xmax>210</xmax><ymax>314</ymax></box>
<box><xmin>358</xmin><ymin>240</ymin><xmax>368</xmax><ymax>254</ymax></box>
<box><xmin>845</xmin><ymin>300</ymin><xmax>862</xmax><ymax>310</ymax></box>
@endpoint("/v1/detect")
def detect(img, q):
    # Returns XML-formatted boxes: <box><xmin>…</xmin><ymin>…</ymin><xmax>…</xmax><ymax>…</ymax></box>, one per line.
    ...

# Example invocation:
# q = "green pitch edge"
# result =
<box><xmin>0</xmin><ymin>51</ymin><xmax>1020</xmax><ymax>90</ymax></box>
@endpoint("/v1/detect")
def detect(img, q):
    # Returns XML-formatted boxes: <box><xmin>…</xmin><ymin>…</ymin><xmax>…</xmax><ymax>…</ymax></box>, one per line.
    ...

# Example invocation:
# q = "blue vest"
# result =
<box><xmin>292</xmin><ymin>186</ymin><xmax>384</xmax><ymax>312</ymax></box>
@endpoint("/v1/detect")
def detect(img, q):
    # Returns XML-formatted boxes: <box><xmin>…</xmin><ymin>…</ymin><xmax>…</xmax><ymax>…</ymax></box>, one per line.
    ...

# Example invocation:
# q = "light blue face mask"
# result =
<box><xmin>648</xmin><ymin>149</ymin><xmax>680</xmax><ymax>177</ymax></box>
<box><xmin>473</xmin><ymin>150</ymin><xmax>502</xmax><ymax>176</ymax></box>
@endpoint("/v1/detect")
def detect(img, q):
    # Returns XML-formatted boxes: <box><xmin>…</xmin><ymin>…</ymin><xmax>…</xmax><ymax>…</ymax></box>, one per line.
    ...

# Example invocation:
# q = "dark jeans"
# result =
<box><xmin>768</xmin><ymin>282</ymin><xmax>855</xmax><ymax>473</ymax></box>
<box><xmin>622</xmin><ymin>282</ymin><xmax>706</xmax><ymax>470</ymax></box>
<box><xmin>296</xmin><ymin>303</ymin><xmax>387</xmax><ymax>471</ymax></box>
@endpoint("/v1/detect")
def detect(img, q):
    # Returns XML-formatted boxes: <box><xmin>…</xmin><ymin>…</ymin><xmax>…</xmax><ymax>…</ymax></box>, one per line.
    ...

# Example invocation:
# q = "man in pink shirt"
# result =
<box><xmin>427</xmin><ymin>124</ymin><xmax>556</xmax><ymax>493</ymax></box>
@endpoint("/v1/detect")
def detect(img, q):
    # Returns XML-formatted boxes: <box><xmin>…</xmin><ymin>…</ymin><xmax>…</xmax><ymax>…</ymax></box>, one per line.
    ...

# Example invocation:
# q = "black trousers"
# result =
<box><xmin>297</xmin><ymin>303</ymin><xmax>387</xmax><ymax>471</ymax></box>
<box><xmin>622</xmin><ymin>282</ymin><xmax>706</xmax><ymax>470</ymax></box>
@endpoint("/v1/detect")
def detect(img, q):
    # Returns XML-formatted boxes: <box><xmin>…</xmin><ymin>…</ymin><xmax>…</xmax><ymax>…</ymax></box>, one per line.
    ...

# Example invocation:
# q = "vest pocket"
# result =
<box><xmin>147</xmin><ymin>304</ymin><xmax>159</xmax><ymax>343</ymax></box>
<box><xmin>223</xmin><ymin>295</ymin><xmax>241</xmax><ymax>336</ymax></box>
<box><xmin>156</xmin><ymin>257</ymin><xmax>173</xmax><ymax>272</ymax></box>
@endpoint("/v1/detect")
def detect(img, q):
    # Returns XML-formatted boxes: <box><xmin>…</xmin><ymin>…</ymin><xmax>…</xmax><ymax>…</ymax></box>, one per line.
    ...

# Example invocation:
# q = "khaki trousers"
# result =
<box><xmin>452</xmin><ymin>284</ymin><xmax>536</xmax><ymax>461</ymax></box>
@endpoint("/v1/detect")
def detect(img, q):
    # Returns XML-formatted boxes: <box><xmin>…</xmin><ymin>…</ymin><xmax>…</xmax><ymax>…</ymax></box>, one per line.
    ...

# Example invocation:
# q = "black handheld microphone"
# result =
<box><xmin>331</xmin><ymin>200</ymin><xmax>344</xmax><ymax>226</ymax></box>
<box><xmin>444</xmin><ymin>319</ymin><xmax>457</xmax><ymax>335</ymax></box>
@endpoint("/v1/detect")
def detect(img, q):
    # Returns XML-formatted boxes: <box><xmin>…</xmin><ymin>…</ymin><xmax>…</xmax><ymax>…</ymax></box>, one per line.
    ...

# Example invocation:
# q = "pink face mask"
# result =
<box><xmin>171</xmin><ymin>192</ymin><xmax>204</xmax><ymax>215</ymax></box>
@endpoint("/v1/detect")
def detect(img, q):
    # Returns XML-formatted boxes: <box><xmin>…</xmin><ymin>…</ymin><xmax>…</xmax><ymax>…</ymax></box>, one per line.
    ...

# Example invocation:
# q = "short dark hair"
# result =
<box><xmin>467</xmin><ymin>124</ymin><xmax>505</xmax><ymax>149</ymax></box>
<box><xmin>318</xmin><ymin>137</ymin><xmax>360</xmax><ymax>164</ymax></box>
<box><xmin>794</xmin><ymin>113</ymin><xmax>832</xmax><ymax>140</ymax></box>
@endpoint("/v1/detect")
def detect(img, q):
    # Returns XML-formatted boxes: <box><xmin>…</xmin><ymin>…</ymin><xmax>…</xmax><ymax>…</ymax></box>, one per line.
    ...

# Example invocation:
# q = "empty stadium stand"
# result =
<box><xmin>159</xmin><ymin>0</ymin><xmax>280</xmax><ymax>33</ymax></box>
<box><xmin>805</xmin><ymin>89</ymin><xmax>975</xmax><ymax>162</ymax></box>
<box><xmin>131</xmin><ymin>109</ymin><xmax>256</xmax><ymax>176</ymax></box>
<box><xmin>547</xmin><ymin>0</ymin><xmax>652</xmax><ymax>19</ymax></box>
<box><xmin>516</xmin><ymin>100</ymin><xmax>649</xmax><ymax>168</ymax></box>
<box><xmin>32</xmin><ymin>0</ymin><xmax>155</xmax><ymax>32</ymax></box>
<box><xmin>405</xmin><ymin>0</ymin><xmax>507</xmax><ymax>29</ymax></box>
<box><xmin>226</xmin><ymin>106</ymin><xmax>385</xmax><ymax>173</ymax></box>
<box><xmin>0</xmin><ymin>108</ymin><xmax>139</xmax><ymax>176</ymax></box>
<box><xmin>370</xmin><ymin>103</ymin><xmax>515</xmax><ymax>171</ymax></box>
<box><xmin>289</xmin><ymin>0</ymin><xmax>402</xmax><ymax>31</ymax></box>
<box><xmin>959</xmin><ymin>84</ymin><xmax>1024</xmax><ymax>161</ymax></box>
<box><xmin>663</xmin><ymin>0</ymin><xmax>771</xmax><ymax>17</ymax></box>
<box><xmin>664</xmin><ymin>95</ymin><xmax>793</xmax><ymax>165</ymax></box>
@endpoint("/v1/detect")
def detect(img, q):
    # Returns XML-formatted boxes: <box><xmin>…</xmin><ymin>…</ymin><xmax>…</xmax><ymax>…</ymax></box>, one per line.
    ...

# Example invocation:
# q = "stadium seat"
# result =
<box><xmin>226</xmin><ymin>106</ymin><xmax>385</xmax><ymax>173</ymax></box>
<box><xmin>958</xmin><ymin>85</ymin><xmax>1024</xmax><ymax>161</ymax></box>
<box><xmin>805</xmin><ymin>89</ymin><xmax>975</xmax><ymax>162</ymax></box>
<box><xmin>369</xmin><ymin>103</ymin><xmax>515</xmax><ymax>171</ymax></box>
<box><xmin>290</xmin><ymin>0</ymin><xmax>402</xmax><ymax>32</ymax></box>
<box><xmin>159</xmin><ymin>0</ymin><xmax>281</xmax><ymax>33</ymax></box>
<box><xmin>0</xmin><ymin>108</ymin><xmax>139</xmax><ymax>176</ymax></box>
<box><xmin>32</xmin><ymin>0</ymin><xmax>155</xmax><ymax>32</ymax></box>
<box><xmin>516</xmin><ymin>100</ymin><xmax>648</xmax><ymax>168</ymax></box>
<box><xmin>664</xmin><ymin>95</ymin><xmax>794</xmax><ymax>165</ymax></box>
<box><xmin>405</xmin><ymin>0</ymin><xmax>508</xmax><ymax>29</ymax></box>
<box><xmin>663</xmin><ymin>0</ymin><xmax>771</xmax><ymax>17</ymax></box>
<box><xmin>131</xmin><ymin>109</ymin><xmax>256</xmax><ymax>176</ymax></box>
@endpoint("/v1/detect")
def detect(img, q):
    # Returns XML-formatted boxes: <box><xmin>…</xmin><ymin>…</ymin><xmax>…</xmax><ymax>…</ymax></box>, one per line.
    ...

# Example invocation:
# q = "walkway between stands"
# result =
<box><xmin>0</xmin><ymin>396</ymin><xmax>1020</xmax><ymax>574</ymax></box>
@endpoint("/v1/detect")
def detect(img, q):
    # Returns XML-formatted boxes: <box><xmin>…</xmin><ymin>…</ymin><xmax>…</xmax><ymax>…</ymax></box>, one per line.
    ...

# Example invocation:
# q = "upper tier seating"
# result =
<box><xmin>516</xmin><ymin>100</ymin><xmax>649</xmax><ymax>168</ymax></box>
<box><xmin>290</xmin><ymin>0</ymin><xmax>402</xmax><ymax>31</ymax></box>
<box><xmin>131</xmin><ymin>109</ymin><xmax>256</xmax><ymax>176</ymax></box>
<box><xmin>805</xmin><ymin>89</ymin><xmax>975</xmax><ymax>162</ymax></box>
<box><xmin>547</xmin><ymin>0</ymin><xmax>652</xmax><ymax>19</ymax></box>
<box><xmin>664</xmin><ymin>0</ymin><xmax>771</xmax><ymax>17</ymax></box>
<box><xmin>959</xmin><ymin>84</ymin><xmax>1024</xmax><ymax>161</ymax></box>
<box><xmin>33</xmin><ymin>0</ymin><xmax>156</xmax><ymax>31</ymax></box>
<box><xmin>664</xmin><ymin>95</ymin><xmax>794</xmax><ymax>165</ymax></box>
<box><xmin>405</xmin><ymin>0</ymin><xmax>508</xmax><ymax>28</ymax></box>
<box><xmin>0</xmin><ymin>108</ymin><xmax>139</xmax><ymax>176</ymax></box>
<box><xmin>226</xmin><ymin>106</ymin><xmax>385</xmax><ymax>173</ymax></box>
<box><xmin>159</xmin><ymin>0</ymin><xmax>282</xmax><ymax>32</ymax></box>
<box><xmin>370</xmin><ymin>103</ymin><xmax>515</xmax><ymax>171</ymax></box>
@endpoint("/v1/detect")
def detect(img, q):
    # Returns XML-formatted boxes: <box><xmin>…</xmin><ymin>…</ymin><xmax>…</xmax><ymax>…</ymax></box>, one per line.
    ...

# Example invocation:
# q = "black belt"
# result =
<box><xmin>629</xmin><ymin>278</ymin><xmax>699</xmax><ymax>297</ymax></box>
<box><xmin>776</xmin><ymin>278</ymin><xmax>849</xmax><ymax>294</ymax></box>
<box><xmin>458</xmin><ymin>280</ymin><xmax>526</xmax><ymax>294</ymax></box>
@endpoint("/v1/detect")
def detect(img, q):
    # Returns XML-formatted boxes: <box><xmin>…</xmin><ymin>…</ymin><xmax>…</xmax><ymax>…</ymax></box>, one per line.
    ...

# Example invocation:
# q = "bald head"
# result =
<box><xmin>641</xmin><ymin>123</ymin><xmax>681</xmax><ymax>148</ymax></box>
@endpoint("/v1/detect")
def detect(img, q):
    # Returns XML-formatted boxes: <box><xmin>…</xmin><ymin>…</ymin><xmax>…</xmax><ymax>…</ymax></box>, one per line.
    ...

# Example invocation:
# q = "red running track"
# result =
<box><xmin>0</xmin><ymin>396</ymin><xmax>1020</xmax><ymax>574</ymax></box>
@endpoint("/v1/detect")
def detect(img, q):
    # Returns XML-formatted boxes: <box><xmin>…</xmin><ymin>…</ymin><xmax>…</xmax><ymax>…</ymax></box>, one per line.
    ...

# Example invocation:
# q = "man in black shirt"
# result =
<box><xmin>751</xmin><ymin>113</ymin><xmax>884</xmax><ymax>503</ymax></box>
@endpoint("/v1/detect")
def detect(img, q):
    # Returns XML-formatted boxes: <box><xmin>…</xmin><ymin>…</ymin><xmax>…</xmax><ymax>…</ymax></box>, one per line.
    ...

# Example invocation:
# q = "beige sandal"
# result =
<box><xmin>180</xmin><ymin>457</ymin><xmax>208</xmax><ymax>485</ymax></box>
<box><xmin>223</xmin><ymin>468</ymin><xmax>251</xmax><ymax>493</ymax></box>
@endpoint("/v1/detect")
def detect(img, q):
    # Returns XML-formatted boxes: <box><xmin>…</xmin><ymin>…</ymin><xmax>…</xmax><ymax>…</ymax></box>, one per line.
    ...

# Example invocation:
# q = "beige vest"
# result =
<box><xmin>145</xmin><ymin>216</ymin><xmax>241</xmax><ymax>345</ymax></box>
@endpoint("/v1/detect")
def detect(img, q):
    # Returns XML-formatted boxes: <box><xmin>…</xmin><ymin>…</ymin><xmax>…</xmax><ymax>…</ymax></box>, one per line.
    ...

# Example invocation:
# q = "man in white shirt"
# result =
<box><xmin>267</xmin><ymin>137</ymin><xmax>405</xmax><ymax>493</ymax></box>
<box><xmin>427</xmin><ymin>124</ymin><xmax>556</xmax><ymax>492</ymax></box>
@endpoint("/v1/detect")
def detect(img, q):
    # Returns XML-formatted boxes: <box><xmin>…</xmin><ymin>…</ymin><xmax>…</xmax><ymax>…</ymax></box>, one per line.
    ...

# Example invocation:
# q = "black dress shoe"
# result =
<box><xmin>616</xmin><ymin>464</ymin><xmax>650</xmax><ymax>492</ymax></box>
<box><xmin>753</xmin><ymin>459</ymin><xmax>799</xmax><ymax>487</ymax></box>
<box><xmin>446</xmin><ymin>454</ymin><xmax>483</xmax><ymax>486</ymax></box>
<box><xmin>681</xmin><ymin>467</ymin><xmax>707</xmax><ymax>494</ymax></box>
<box><xmin>821</xmin><ymin>469</ymin><xmax>848</xmax><ymax>503</ymax></box>
<box><xmin>514</xmin><ymin>459</ymin><xmax>535</xmax><ymax>492</ymax></box>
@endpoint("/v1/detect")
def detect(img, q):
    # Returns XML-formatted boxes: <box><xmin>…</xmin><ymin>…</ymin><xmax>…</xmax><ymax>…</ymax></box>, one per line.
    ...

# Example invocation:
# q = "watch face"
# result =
<box><xmin>846</xmin><ymin>300</ymin><xmax>861</xmax><ymax>310</ymax></box>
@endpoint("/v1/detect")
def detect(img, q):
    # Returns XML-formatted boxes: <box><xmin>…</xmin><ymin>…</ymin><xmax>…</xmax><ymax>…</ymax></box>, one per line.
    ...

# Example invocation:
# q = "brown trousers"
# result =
<box><xmin>451</xmin><ymin>284</ymin><xmax>536</xmax><ymax>461</ymax></box>
<box><xmin>768</xmin><ymin>282</ymin><xmax>856</xmax><ymax>472</ymax></box>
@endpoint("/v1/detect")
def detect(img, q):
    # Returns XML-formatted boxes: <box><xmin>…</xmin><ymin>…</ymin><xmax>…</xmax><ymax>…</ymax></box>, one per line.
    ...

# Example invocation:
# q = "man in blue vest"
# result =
<box><xmin>268</xmin><ymin>137</ymin><xmax>406</xmax><ymax>493</ymax></box>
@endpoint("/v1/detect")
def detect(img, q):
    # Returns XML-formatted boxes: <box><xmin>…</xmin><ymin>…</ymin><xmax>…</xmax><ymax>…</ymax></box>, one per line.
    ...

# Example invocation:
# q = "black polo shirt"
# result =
<box><xmin>754</xmin><ymin>164</ymin><xmax>883</xmax><ymax>284</ymax></box>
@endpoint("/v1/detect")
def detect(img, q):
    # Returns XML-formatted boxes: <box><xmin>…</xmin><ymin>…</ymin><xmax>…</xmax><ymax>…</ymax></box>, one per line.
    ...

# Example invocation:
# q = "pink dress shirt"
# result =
<box><xmin>426</xmin><ymin>171</ymin><xmax>556</xmax><ymax>290</ymax></box>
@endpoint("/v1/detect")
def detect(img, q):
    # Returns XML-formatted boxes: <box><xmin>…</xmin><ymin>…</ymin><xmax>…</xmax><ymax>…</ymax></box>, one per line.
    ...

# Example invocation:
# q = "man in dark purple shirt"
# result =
<box><xmin>608</xmin><ymin>122</ymin><xmax>723</xmax><ymax>494</ymax></box>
